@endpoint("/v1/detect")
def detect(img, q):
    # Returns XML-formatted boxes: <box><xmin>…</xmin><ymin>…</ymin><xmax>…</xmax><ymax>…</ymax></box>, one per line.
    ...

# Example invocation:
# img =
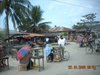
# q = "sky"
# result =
<box><xmin>29</xmin><ymin>0</ymin><xmax>100</xmax><ymax>28</ymax></box>
<box><xmin>0</xmin><ymin>0</ymin><xmax>100</xmax><ymax>30</ymax></box>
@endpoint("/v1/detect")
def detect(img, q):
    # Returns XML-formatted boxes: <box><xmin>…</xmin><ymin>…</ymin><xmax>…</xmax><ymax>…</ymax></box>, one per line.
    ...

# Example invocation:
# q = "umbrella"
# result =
<box><xmin>16</xmin><ymin>46</ymin><xmax>32</xmax><ymax>60</ymax></box>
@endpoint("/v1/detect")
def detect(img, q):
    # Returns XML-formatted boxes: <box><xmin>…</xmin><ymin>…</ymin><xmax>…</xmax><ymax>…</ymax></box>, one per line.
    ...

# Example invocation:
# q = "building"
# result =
<box><xmin>44</xmin><ymin>26</ymin><xmax>75</xmax><ymax>42</ymax></box>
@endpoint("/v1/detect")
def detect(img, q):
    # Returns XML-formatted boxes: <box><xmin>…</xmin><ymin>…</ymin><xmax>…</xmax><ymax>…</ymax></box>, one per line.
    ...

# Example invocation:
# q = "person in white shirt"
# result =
<box><xmin>58</xmin><ymin>36</ymin><xmax>66</xmax><ymax>47</ymax></box>
<box><xmin>45</xmin><ymin>37</ymin><xmax>49</xmax><ymax>44</ymax></box>
<box><xmin>58</xmin><ymin>35</ymin><xmax>66</xmax><ymax>60</ymax></box>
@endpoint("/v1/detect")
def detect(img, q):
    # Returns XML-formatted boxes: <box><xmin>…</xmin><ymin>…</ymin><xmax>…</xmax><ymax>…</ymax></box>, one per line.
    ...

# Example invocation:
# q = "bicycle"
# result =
<box><xmin>86</xmin><ymin>39</ymin><xmax>100</xmax><ymax>54</ymax></box>
<box><xmin>63</xmin><ymin>50</ymin><xmax>70</xmax><ymax>61</ymax></box>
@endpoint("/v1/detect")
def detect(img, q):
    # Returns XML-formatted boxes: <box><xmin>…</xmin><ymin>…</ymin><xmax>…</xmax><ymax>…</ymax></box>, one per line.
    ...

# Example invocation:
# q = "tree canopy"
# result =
<box><xmin>72</xmin><ymin>13</ymin><xmax>100</xmax><ymax>30</ymax></box>
<box><xmin>0</xmin><ymin>0</ymin><xmax>32</xmax><ymax>38</ymax></box>
<box><xmin>19</xmin><ymin>6</ymin><xmax>51</xmax><ymax>33</ymax></box>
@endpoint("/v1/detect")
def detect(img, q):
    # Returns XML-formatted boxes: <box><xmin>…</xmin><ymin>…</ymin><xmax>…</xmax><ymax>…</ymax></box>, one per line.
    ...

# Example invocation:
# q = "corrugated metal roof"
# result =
<box><xmin>49</xmin><ymin>26</ymin><xmax>73</xmax><ymax>32</ymax></box>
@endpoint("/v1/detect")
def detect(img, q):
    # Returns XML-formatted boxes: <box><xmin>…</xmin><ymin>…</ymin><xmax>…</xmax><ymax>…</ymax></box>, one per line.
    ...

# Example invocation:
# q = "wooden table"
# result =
<box><xmin>31</xmin><ymin>47</ymin><xmax>44</xmax><ymax>71</ymax></box>
<box><xmin>0</xmin><ymin>56</ymin><xmax>9</xmax><ymax>70</ymax></box>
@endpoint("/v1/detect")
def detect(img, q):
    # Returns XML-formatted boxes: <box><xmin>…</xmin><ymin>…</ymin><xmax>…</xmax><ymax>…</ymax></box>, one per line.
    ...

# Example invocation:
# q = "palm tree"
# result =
<box><xmin>37</xmin><ymin>22</ymin><xmax>51</xmax><ymax>33</ymax></box>
<box><xmin>0</xmin><ymin>0</ymin><xmax>32</xmax><ymax>38</ymax></box>
<box><xmin>18</xmin><ymin>17</ymin><xmax>32</xmax><ymax>32</ymax></box>
<box><xmin>29</xmin><ymin>6</ymin><xmax>51</xmax><ymax>33</ymax></box>
<box><xmin>0</xmin><ymin>0</ymin><xmax>32</xmax><ymax>55</ymax></box>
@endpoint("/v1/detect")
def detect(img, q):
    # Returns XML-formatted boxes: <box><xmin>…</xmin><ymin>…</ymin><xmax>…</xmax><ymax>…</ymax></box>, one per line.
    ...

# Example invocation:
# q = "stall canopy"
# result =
<box><xmin>23</xmin><ymin>33</ymin><xmax>45</xmax><ymax>39</ymax></box>
<box><xmin>9</xmin><ymin>32</ymin><xmax>45</xmax><ymax>39</ymax></box>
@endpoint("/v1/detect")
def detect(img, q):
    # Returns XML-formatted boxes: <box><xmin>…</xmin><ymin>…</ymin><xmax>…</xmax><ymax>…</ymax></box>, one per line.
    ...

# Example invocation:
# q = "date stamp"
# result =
<box><xmin>66</xmin><ymin>65</ymin><xmax>97</xmax><ymax>70</ymax></box>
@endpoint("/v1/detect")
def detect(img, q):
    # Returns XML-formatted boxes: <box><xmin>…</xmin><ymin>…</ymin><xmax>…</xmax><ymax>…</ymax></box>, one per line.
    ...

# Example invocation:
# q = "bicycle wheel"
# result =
<box><xmin>86</xmin><ymin>45</ymin><xmax>93</xmax><ymax>54</ymax></box>
<box><xmin>63</xmin><ymin>51</ymin><xmax>70</xmax><ymax>61</ymax></box>
<box><xmin>85</xmin><ymin>42</ymin><xmax>88</xmax><ymax>49</ymax></box>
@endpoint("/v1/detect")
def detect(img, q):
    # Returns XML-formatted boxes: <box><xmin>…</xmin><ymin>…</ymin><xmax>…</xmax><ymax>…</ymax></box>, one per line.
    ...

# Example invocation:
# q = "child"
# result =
<box><xmin>48</xmin><ymin>49</ymin><xmax>54</xmax><ymax>62</ymax></box>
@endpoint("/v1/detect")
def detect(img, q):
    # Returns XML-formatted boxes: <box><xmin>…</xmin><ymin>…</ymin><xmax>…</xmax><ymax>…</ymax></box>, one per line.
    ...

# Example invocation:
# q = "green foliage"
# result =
<box><xmin>0</xmin><ymin>0</ymin><xmax>32</xmax><ymax>37</ymax></box>
<box><xmin>82</xmin><ymin>13</ymin><xmax>96</xmax><ymax>22</ymax></box>
<box><xmin>61</xmin><ymin>32</ymin><xmax>68</xmax><ymax>36</ymax></box>
<box><xmin>0</xmin><ymin>31</ymin><xmax>6</xmax><ymax>40</ymax></box>
<box><xmin>30</xmin><ymin>6</ymin><xmax>51</xmax><ymax>33</ymax></box>
<box><xmin>31</xmin><ymin>6</ymin><xmax>43</xmax><ymax>24</ymax></box>
<box><xmin>72</xmin><ymin>13</ymin><xmax>99</xmax><ymax>30</ymax></box>
<box><xmin>19</xmin><ymin>6</ymin><xmax>51</xmax><ymax>33</ymax></box>
<box><xmin>72</xmin><ymin>23</ymin><xmax>87</xmax><ymax>29</ymax></box>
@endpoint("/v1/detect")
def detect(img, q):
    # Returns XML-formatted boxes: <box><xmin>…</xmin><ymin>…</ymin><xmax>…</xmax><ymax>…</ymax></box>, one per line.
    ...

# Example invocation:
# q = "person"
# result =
<box><xmin>27</xmin><ymin>42</ymin><xmax>35</xmax><ymax>70</ymax></box>
<box><xmin>82</xmin><ymin>35</ymin><xmax>88</xmax><ymax>47</ymax></box>
<box><xmin>45</xmin><ymin>37</ymin><xmax>49</xmax><ymax>44</ymax></box>
<box><xmin>77</xmin><ymin>34</ymin><xmax>84</xmax><ymax>47</ymax></box>
<box><xmin>17</xmin><ymin>41</ymin><xmax>34</xmax><ymax>70</ymax></box>
<box><xmin>58</xmin><ymin>35</ymin><xmax>66</xmax><ymax>60</ymax></box>
<box><xmin>47</xmin><ymin>49</ymin><xmax>54</xmax><ymax>62</ymax></box>
<box><xmin>44</xmin><ymin>42</ymin><xmax>54</xmax><ymax>62</ymax></box>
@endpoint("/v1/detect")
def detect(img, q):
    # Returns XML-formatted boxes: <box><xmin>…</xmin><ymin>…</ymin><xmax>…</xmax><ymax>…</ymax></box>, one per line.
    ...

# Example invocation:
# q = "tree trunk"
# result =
<box><xmin>5</xmin><ymin>0</ymin><xmax>10</xmax><ymax>55</ymax></box>
<box><xmin>6</xmin><ymin>11</ymin><xmax>10</xmax><ymax>38</ymax></box>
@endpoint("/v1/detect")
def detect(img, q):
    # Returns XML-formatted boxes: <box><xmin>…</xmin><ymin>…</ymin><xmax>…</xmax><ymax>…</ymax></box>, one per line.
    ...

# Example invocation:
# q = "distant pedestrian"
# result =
<box><xmin>77</xmin><ymin>34</ymin><xmax>84</xmax><ymax>47</ymax></box>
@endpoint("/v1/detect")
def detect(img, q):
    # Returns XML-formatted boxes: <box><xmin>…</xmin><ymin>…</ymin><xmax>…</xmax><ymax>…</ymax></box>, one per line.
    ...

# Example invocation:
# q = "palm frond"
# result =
<box><xmin>13</xmin><ymin>3</ymin><xmax>30</xmax><ymax>16</ymax></box>
<box><xmin>0</xmin><ymin>0</ymin><xmax>6</xmax><ymax>15</ymax></box>
<box><xmin>11</xmin><ymin>13</ymin><xmax>16</xmax><ymax>29</ymax></box>
<box><xmin>31</xmin><ymin>6</ymin><xmax>43</xmax><ymax>24</ymax></box>
<box><xmin>38</xmin><ymin>22</ymin><xmax>51</xmax><ymax>25</ymax></box>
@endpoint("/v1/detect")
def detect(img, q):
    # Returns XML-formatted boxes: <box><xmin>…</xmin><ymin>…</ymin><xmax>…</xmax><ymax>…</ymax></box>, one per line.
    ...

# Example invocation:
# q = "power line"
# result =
<box><xmin>50</xmin><ymin>0</ymin><xmax>100</xmax><ymax>11</ymax></box>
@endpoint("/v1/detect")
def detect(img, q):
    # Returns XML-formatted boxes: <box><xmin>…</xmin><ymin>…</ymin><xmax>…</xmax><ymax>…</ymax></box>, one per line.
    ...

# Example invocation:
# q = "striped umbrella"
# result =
<box><xmin>16</xmin><ymin>46</ymin><xmax>32</xmax><ymax>60</ymax></box>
